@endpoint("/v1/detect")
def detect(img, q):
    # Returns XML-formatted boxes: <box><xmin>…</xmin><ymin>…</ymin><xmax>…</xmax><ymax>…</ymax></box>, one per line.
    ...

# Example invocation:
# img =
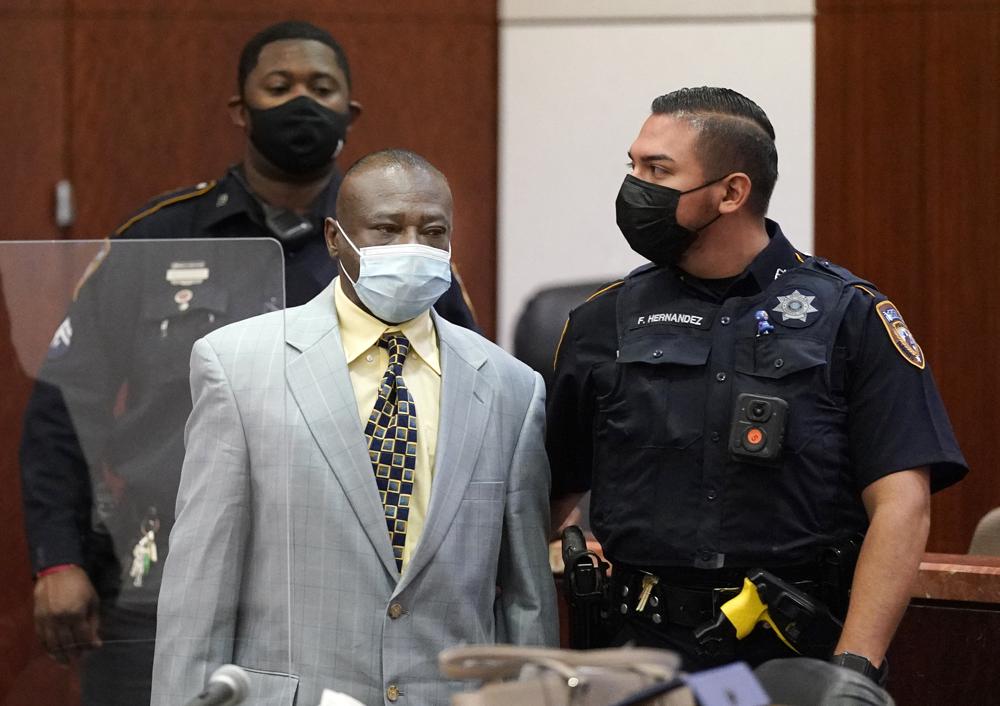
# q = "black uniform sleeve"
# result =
<box><xmin>842</xmin><ymin>290</ymin><xmax>968</xmax><ymax>493</ymax></box>
<box><xmin>546</xmin><ymin>309</ymin><xmax>595</xmax><ymax>498</ymax></box>
<box><xmin>20</xmin><ymin>254</ymin><xmax>123</xmax><ymax>573</ymax></box>
<box><xmin>545</xmin><ymin>282</ymin><xmax>623</xmax><ymax>499</ymax></box>
<box><xmin>432</xmin><ymin>266</ymin><xmax>481</xmax><ymax>334</ymax></box>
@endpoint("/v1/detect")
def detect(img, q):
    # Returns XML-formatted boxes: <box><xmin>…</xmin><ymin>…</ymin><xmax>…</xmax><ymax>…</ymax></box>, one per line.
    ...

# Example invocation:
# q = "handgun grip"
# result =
<box><xmin>561</xmin><ymin>525</ymin><xmax>588</xmax><ymax>568</ymax></box>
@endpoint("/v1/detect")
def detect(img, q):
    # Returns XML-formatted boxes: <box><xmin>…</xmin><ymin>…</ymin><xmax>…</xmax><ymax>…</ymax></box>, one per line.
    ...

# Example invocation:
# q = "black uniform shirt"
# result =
<box><xmin>547</xmin><ymin>220</ymin><xmax>967</xmax><ymax>569</ymax></box>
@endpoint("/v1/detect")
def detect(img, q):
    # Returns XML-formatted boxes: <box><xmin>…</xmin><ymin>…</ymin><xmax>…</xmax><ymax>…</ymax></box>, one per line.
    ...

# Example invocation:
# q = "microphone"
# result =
<box><xmin>184</xmin><ymin>664</ymin><xmax>250</xmax><ymax>706</ymax></box>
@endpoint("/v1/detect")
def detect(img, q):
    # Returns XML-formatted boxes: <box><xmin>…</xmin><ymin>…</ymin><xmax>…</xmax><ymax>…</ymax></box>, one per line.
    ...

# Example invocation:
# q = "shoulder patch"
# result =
<box><xmin>875</xmin><ymin>300</ymin><xmax>925</xmax><ymax>369</ymax></box>
<box><xmin>47</xmin><ymin>316</ymin><xmax>73</xmax><ymax>359</ymax></box>
<box><xmin>113</xmin><ymin>181</ymin><xmax>217</xmax><ymax>237</ymax></box>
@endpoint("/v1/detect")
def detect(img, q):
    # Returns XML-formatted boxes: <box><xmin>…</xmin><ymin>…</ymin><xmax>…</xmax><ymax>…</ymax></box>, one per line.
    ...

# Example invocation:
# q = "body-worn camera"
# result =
<box><xmin>729</xmin><ymin>393</ymin><xmax>788</xmax><ymax>464</ymax></box>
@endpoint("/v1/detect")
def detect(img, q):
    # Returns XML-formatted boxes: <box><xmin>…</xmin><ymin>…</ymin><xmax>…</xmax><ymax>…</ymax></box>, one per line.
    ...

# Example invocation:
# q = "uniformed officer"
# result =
<box><xmin>20</xmin><ymin>20</ymin><xmax>477</xmax><ymax>706</ymax></box>
<box><xmin>547</xmin><ymin>87</ymin><xmax>968</xmax><ymax>681</ymax></box>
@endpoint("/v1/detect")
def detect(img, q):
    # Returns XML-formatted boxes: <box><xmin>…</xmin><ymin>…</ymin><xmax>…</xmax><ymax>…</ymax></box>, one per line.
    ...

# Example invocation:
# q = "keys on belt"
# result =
<box><xmin>636</xmin><ymin>573</ymin><xmax>658</xmax><ymax>612</ymax></box>
<box><xmin>617</xmin><ymin>570</ymin><xmax>740</xmax><ymax>628</ymax></box>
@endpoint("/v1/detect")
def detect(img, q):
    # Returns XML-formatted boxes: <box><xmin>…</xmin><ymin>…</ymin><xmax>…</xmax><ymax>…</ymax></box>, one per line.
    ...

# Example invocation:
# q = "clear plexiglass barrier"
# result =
<box><xmin>1</xmin><ymin>238</ymin><xmax>288</xmax><ymax>706</ymax></box>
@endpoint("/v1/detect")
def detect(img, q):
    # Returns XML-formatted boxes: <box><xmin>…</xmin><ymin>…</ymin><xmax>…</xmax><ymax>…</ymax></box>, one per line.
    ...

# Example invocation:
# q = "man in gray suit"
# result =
<box><xmin>151</xmin><ymin>149</ymin><xmax>558</xmax><ymax>706</ymax></box>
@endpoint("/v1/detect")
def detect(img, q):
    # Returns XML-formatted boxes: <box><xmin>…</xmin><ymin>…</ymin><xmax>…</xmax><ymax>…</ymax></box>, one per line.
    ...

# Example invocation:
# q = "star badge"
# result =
<box><xmin>773</xmin><ymin>289</ymin><xmax>819</xmax><ymax>323</ymax></box>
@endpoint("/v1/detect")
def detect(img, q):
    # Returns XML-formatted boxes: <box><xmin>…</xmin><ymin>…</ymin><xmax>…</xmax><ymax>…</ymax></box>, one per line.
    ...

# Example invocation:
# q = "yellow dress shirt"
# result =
<box><xmin>334</xmin><ymin>278</ymin><xmax>441</xmax><ymax>571</ymax></box>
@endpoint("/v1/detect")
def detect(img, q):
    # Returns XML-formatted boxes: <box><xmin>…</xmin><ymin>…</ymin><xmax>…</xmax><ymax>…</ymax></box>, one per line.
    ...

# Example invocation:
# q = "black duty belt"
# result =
<box><xmin>613</xmin><ymin>566</ymin><xmax>820</xmax><ymax>629</ymax></box>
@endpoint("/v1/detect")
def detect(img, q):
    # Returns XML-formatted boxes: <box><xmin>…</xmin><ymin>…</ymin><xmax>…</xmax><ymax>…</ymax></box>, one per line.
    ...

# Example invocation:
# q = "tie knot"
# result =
<box><xmin>379</xmin><ymin>333</ymin><xmax>411</xmax><ymax>362</ymax></box>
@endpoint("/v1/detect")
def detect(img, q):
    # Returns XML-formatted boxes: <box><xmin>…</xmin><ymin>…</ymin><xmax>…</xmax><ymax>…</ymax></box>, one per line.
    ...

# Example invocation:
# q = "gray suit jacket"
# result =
<box><xmin>151</xmin><ymin>283</ymin><xmax>558</xmax><ymax>706</ymax></box>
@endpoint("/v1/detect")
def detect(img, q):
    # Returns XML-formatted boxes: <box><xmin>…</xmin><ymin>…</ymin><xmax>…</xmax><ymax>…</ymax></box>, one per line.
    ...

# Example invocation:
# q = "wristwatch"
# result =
<box><xmin>830</xmin><ymin>651</ymin><xmax>888</xmax><ymax>686</ymax></box>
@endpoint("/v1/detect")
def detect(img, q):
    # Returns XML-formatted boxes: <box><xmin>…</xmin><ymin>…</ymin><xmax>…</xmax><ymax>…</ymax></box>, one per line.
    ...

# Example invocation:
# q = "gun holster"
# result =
<box><xmin>560</xmin><ymin>526</ymin><xmax>610</xmax><ymax>649</ymax></box>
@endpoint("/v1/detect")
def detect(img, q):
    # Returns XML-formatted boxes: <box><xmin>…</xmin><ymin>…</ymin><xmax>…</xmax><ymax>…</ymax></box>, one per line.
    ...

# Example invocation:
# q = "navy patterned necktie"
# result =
<box><xmin>364</xmin><ymin>333</ymin><xmax>418</xmax><ymax>572</ymax></box>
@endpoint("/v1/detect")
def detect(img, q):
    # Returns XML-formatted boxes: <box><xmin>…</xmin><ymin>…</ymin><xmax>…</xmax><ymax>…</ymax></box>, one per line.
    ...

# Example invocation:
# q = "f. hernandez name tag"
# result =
<box><xmin>631</xmin><ymin>311</ymin><xmax>711</xmax><ymax>330</ymax></box>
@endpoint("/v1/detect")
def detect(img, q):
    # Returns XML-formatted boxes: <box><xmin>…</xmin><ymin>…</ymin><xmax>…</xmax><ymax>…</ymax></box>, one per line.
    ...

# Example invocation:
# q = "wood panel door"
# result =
<box><xmin>816</xmin><ymin>0</ymin><xmax>1000</xmax><ymax>553</ymax></box>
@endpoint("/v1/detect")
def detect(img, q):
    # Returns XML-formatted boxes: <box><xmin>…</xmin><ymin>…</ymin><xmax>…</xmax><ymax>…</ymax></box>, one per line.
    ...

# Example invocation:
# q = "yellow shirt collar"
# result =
<box><xmin>333</xmin><ymin>277</ymin><xmax>441</xmax><ymax>375</ymax></box>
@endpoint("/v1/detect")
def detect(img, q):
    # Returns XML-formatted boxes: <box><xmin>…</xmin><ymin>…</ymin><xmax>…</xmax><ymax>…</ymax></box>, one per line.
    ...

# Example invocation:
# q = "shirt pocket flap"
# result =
<box><xmin>734</xmin><ymin>335</ymin><xmax>828</xmax><ymax>379</ymax></box>
<box><xmin>617</xmin><ymin>334</ymin><xmax>711</xmax><ymax>366</ymax></box>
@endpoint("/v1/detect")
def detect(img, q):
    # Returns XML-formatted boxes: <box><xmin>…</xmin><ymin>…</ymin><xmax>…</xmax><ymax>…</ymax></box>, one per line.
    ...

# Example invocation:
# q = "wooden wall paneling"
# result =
<box><xmin>815</xmin><ymin>0</ymin><xmax>1000</xmax><ymax>552</ymax></box>
<box><xmin>920</xmin><ymin>5</ymin><xmax>1000</xmax><ymax>552</ymax></box>
<box><xmin>71</xmin><ymin>0</ymin><xmax>493</xmax><ymax>20</ymax></box>
<box><xmin>0</xmin><ymin>6</ymin><xmax>68</xmax><ymax>239</ymax></box>
<box><xmin>0</xmin><ymin>1</ymin><xmax>66</xmax><ymax>13</ymax></box>
<box><xmin>0</xmin><ymin>5</ymin><xmax>80</xmax><ymax>704</ymax></box>
<box><xmin>888</xmin><ymin>601</ymin><xmax>1000</xmax><ymax>706</ymax></box>
<box><xmin>68</xmin><ymin>3</ymin><xmax>498</xmax><ymax>335</ymax></box>
<box><xmin>69</xmin><ymin>15</ymin><xmax>246</xmax><ymax>236</ymax></box>
<box><xmin>815</xmin><ymin>3</ymin><xmax>927</xmax><ymax>319</ymax></box>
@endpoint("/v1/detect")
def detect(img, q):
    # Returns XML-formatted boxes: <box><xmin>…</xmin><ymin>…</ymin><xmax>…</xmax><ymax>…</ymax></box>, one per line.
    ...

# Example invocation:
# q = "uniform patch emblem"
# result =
<box><xmin>876</xmin><ymin>300</ymin><xmax>925</xmax><ymax>369</ymax></box>
<box><xmin>772</xmin><ymin>289</ymin><xmax>820</xmax><ymax>327</ymax></box>
<box><xmin>47</xmin><ymin>316</ymin><xmax>73</xmax><ymax>359</ymax></box>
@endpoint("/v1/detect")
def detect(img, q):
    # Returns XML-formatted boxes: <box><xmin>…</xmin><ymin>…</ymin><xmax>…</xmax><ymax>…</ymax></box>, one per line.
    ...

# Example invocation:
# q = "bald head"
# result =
<box><xmin>325</xmin><ymin>149</ymin><xmax>453</xmax><ymax>314</ymax></box>
<box><xmin>335</xmin><ymin>148</ymin><xmax>451</xmax><ymax>222</ymax></box>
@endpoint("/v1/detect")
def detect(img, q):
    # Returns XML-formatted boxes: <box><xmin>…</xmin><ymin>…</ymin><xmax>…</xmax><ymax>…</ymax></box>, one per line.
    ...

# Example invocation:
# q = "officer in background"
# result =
<box><xmin>547</xmin><ymin>87</ymin><xmax>967</xmax><ymax>683</ymax></box>
<box><xmin>20</xmin><ymin>20</ymin><xmax>477</xmax><ymax>706</ymax></box>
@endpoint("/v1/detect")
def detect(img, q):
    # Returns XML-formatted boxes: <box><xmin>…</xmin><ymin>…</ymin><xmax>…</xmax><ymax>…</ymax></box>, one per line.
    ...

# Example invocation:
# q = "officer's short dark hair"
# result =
<box><xmin>651</xmin><ymin>87</ymin><xmax>778</xmax><ymax>216</ymax></box>
<box><xmin>238</xmin><ymin>20</ymin><xmax>351</xmax><ymax>95</ymax></box>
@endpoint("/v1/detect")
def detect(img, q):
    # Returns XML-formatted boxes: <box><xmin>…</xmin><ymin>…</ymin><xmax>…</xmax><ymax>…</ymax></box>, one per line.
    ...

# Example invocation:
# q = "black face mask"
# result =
<box><xmin>248</xmin><ymin>95</ymin><xmax>349</xmax><ymax>175</ymax></box>
<box><xmin>616</xmin><ymin>173</ymin><xmax>726</xmax><ymax>266</ymax></box>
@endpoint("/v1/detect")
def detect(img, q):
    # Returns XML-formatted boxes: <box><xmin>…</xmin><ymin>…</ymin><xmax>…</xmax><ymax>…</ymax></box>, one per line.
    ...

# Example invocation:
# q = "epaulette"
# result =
<box><xmin>810</xmin><ymin>257</ymin><xmax>879</xmax><ymax>295</ymax></box>
<box><xmin>113</xmin><ymin>180</ymin><xmax>217</xmax><ymax>237</ymax></box>
<box><xmin>552</xmin><ymin>279</ymin><xmax>624</xmax><ymax>369</ymax></box>
<box><xmin>625</xmin><ymin>262</ymin><xmax>658</xmax><ymax>280</ymax></box>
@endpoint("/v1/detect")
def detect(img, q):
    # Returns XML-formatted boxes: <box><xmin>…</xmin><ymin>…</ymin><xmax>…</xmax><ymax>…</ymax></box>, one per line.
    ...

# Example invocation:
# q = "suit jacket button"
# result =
<box><xmin>388</xmin><ymin>602</ymin><xmax>404</xmax><ymax>619</ymax></box>
<box><xmin>386</xmin><ymin>684</ymin><xmax>400</xmax><ymax>701</ymax></box>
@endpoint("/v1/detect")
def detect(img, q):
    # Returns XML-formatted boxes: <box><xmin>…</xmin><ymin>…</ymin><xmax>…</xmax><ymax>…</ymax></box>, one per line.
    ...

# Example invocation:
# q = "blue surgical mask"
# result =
<box><xmin>337</xmin><ymin>223</ymin><xmax>452</xmax><ymax>323</ymax></box>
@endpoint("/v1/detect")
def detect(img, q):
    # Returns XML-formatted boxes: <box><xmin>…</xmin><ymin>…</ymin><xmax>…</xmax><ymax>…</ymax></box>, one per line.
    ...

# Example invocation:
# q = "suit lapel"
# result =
<box><xmin>285</xmin><ymin>287</ymin><xmax>398</xmax><ymax>577</ymax></box>
<box><xmin>395</xmin><ymin>316</ymin><xmax>492</xmax><ymax>593</ymax></box>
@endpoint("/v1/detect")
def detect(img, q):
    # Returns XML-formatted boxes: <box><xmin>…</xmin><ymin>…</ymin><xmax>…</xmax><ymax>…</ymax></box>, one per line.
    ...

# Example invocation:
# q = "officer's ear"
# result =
<box><xmin>346</xmin><ymin>100</ymin><xmax>363</xmax><ymax>131</ymax></box>
<box><xmin>719</xmin><ymin>172</ymin><xmax>752</xmax><ymax>214</ymax></box>
<box><xmin>228</xmin><ymin>94</ymin><xmax>248</xmax><ymax>130</ymax></box>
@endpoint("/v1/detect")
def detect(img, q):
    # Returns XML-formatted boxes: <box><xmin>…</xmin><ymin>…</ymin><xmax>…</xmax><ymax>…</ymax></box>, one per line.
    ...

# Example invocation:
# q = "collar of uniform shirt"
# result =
<box><xmin>677</xmin><ymin>219</ymin><xmax>804</xmax><ymax>301</ymax></box>
<box><xmin>740</xmin><ymin>218</ymin><xmax>805</xmax><ymax>294</ymax></box>
<box><xmin>202</xmin><ymin>165</ymin><xmax>341</xmax><ymax>231</ymax></box>
<box><xmin>333</xmin><ymin>276</ymin><xmax>441</xmax><ymax>375</ymax></box>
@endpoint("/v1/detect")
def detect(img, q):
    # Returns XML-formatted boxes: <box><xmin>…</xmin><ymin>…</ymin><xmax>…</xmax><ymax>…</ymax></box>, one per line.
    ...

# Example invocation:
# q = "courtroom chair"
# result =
<box><xmin>754</xmin><ymin>658</ymin><xmax>894</xmax><ymax>705</ymax></box>
<box><xmin>511</xmin><ymin>280</ymin><xmax>607</xmax><ymax>390</ymax></box>
<box><xmin>968</xmin><ymin>507</ymin><xmax>1000</xmax><ymax>555</ymax></box>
